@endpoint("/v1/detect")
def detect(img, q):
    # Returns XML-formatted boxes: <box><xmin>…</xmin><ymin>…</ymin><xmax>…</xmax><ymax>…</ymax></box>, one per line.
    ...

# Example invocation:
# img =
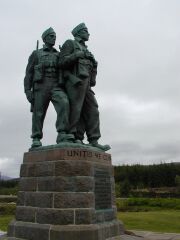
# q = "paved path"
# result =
<box><xmin>0</xmin><ymin>232</ymin><xmax>5</xmax><ymax>237</ymax></box>
<box><xmin>109</xmin><ymin>231</ymin><xmax>180</xmax><ymax>240</ymax></box>
<box><xmin>131</xmin><ymin>230</ymin><xmax>180</xmax><ymax>240</ymax></box>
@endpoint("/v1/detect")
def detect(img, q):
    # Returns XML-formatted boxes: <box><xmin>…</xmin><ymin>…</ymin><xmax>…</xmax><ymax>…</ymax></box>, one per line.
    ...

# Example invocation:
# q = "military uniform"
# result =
<box><xmin>59</xmin><ymin>29</ymin><xmax>101</xmax><ymax>143</ymax></box>
<box><xmin>24</xmin><ymin>29</ymin><xmax>70</xmax><ymax>146</ymax></box>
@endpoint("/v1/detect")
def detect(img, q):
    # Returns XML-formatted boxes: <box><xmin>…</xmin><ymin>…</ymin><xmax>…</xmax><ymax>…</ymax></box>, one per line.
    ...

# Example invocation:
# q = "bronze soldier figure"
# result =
<box><xmin>59</xmin><ymin>23</ymin><xmax>110</xmax><ymax>151</ymax></box>
<box><xmin>24</xmin><ymin>27</ymin><xmax>73</xmax><ymax>148</ymax></box>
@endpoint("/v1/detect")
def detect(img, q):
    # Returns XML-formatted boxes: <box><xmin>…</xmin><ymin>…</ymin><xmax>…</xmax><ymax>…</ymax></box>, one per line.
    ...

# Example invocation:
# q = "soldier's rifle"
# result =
<box><xmin>30</xmin><ymin>40</ymin><xmax>39</xmax><ymax>112</ymax></box>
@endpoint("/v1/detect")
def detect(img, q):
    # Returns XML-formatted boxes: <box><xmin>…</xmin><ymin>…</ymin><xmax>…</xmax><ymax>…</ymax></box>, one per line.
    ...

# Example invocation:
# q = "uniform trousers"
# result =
<box><xmin>31</xmin><ymin>78</ymin><xmax>69</xmax><ymax>140</ymax></box>
<box><xmin>65</xmin><ymin>77</ymin><xmax>101</xmax><ymax>142</ymax></box>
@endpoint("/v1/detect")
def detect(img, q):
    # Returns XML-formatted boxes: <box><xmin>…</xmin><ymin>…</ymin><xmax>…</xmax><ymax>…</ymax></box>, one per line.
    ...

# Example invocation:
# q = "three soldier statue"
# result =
<box><xmin>24</xmin><ymin>23</ymin><xmax>110</xmax><ymax>151</ymax></box>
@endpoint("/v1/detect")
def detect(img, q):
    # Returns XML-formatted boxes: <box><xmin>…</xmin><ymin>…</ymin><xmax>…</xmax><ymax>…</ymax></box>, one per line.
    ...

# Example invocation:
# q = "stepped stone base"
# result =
<box><xmin>7</xmin><ymin>147</ymin><xmax>124</xmax><ymax>240</ymax></box>
<box><xmin>8</xmin><ymin>220</ymin><xmax>124</xmax><ymax>240</ymax></box>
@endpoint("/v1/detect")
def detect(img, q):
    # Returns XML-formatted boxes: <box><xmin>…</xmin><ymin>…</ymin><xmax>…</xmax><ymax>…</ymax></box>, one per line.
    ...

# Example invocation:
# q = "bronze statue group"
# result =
<box><xmin>24</xmin><ymin>23</ymin><xmax>110</xmax><ymax>151</ymax></box>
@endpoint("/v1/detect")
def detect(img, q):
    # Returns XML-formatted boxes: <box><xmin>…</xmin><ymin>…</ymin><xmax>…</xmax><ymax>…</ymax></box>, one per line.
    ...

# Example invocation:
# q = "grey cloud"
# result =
<box><xmin>111</xmin><ymin>141</ymin><xmax>180</xmax><ymax>166</ymax></box>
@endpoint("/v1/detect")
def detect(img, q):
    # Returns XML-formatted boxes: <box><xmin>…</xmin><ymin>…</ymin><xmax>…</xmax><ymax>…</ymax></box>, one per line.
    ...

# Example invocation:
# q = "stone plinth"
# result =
<box><xmin>7</xmin><ymin>147</ymin><xmax>124</xmax><ymax>240</ymax></box>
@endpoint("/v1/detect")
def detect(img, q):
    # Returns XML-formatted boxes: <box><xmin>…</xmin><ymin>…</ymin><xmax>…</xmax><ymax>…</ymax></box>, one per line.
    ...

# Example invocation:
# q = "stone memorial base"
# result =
<box><xmin>7</xmin><ymin>147</ymin><xmax>124</xmax><ymax>240</ymax></box>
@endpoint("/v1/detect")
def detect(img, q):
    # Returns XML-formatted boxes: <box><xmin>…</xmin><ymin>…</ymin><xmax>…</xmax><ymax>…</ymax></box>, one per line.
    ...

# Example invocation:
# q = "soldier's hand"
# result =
<box><xmin>75</xmin><ymin>51</ymin><xmax>85</xmax><ymax>59</ymax></box>
<box><xmin>25</xmin><ymin>90</ymin><xmax>33</xmax><ymax>103</ymax></box>
<box><xmin>85</xmin><ymin>51</ymin><xmax>96</xmax><ymax>62</ymax></box>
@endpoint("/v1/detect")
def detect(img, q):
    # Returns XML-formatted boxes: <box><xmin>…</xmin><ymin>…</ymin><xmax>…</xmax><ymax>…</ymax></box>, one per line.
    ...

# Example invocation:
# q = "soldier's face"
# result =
<box><xmin>78</xmin><ymin>29</ymin><xmax>90</xmax><ymax>41</ymax></box>
<box><xmin>45</xmin><ymin>33</ymin><xmax>56</xmax><ymax>46</ymax></box>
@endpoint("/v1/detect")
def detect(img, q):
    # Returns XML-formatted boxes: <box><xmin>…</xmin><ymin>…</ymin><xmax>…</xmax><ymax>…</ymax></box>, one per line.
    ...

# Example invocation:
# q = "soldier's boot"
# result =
<box><xmin>74</xmin><ymin>139</ymin><xmax>84</xmax><ymax>144</ymax></box>
<box><xmin>31</xmin><ymin>138</ymin><xmax>42</xmax><ymax>148</ymax></box>
<box><xmin>89</xmin><ymin>140</ymin><xmax>111</xmax><ymax>151</ymax></box>
<box><xmin>57</xmin><ymin>132</ymin><xmax>75</xmax><ymax>143</ymax></box>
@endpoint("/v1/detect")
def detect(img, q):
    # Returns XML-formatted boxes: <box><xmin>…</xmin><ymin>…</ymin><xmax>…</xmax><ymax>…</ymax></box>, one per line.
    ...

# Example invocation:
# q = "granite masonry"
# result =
<box><xmin>7</xmin><ymin>147</ymin><xmax>124</xmax><ymax>240</ymax></box>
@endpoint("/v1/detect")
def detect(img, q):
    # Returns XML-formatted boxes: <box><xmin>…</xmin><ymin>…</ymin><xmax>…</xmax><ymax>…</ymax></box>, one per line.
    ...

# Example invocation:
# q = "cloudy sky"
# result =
<box><xmin>0</xmin><ymin>0</ymin><xmax>180</xmax><ymax>177</ymax></box>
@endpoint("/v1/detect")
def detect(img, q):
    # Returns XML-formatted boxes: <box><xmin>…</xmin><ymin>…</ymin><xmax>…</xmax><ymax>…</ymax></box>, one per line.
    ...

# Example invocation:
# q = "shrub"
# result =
<box><xmin>0</xmin><ymin>186</ymin><xmax>19</xmax><ymax>195</ymax></box>
<box><xmin>0</xmin><ymin>203</ymin><xmax>16</xmax><ymax>215</ymax></box>
<box><xmin>116</xmin><ymin>197</ymin><xmax>180</xmax><ymax>212</ymax></box>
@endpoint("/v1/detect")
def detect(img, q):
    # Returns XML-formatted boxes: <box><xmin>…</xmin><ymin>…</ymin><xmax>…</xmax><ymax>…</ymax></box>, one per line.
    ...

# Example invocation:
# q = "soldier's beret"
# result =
<box><xmin>71</xmin><ymin>23</ymin><xmax>88</xmax><ymax>36</ymax></box>
<box><xmin>42</xmin><ymin>27</ymin><xmax>56</xmax><ymax>40</ymax></box>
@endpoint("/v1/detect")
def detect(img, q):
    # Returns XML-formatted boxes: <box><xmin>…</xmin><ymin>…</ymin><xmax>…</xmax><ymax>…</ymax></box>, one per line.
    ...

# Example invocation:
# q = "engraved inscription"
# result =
<box><xmin>65</xmin><ymin>149</ymin><xmax>111</xmax><ymax>162</ymax></box>
<box><xmin>95</xmin><ymin>168</ymin><xmax>112</xmax><ymax>209</ymax></box>
<box><xmin>26</xmin><ymin>148</ymin><xmax>111</xmax><ymax>163</ymax></box>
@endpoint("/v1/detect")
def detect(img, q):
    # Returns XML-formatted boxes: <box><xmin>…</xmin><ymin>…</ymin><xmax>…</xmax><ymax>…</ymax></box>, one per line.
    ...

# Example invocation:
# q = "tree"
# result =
<box><xmin>175</xmin><ymin>175</ymin><xmax>180</xmax><ymax>191</ymax></box>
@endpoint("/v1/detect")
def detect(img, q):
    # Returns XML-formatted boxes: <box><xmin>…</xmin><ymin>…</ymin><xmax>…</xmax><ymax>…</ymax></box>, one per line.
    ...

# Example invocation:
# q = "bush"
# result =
<box><xmin>116</xmin><ymin>197</ymin><xmax>180</xmax><ymax>212</ymax></box>
<box><xmin>119</xmin><ymin>179</ymin><xmax>131</xmax><ymax>197</ymax></box>
<box><xmin>0</xmin><ymin>186</ymin><xmax>19</xmax><ymax>195</ymax></box>
<box><xmin>0</xmin><ymin>203</ymin><xmax>16</xmax><ymax>215</ymax></box>
<box><xmin>115</xmin><ymin>183</ymin><xmax>121</xmax><ymax>198</ymax></box>
<box><xmin>175</xmin><ymin>175</ymin><xmax>180</xmax><ymax>190</ymax></box>
<box><xmin>129</xmin><ymin>187</ymin><xmax>180</xmax><ymax>198</ymax></box>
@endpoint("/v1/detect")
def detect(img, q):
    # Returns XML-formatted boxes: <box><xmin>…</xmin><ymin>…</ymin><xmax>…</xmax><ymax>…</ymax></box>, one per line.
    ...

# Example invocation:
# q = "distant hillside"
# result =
<box><xmin>0</xmin><ymin>175</ymin><xmax>12</xmax><ymax>180</ymax></box>
<box><xmin>114</xmin><ymin>162</ymin><xmax>180</xmax><ymax>189</ymax></box>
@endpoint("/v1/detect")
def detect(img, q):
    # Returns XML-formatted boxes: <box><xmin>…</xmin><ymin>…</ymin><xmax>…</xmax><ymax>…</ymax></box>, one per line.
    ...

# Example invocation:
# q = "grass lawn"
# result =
<box><xmin>0</xmin><ymin>215</ymin><xmax>14</xmax><ymax>232</ymax></box>
<box><xmin>118</xmin><ymin>210</ymin><xmax>180</xmax><ymax>233</ymax></box>
<box><xmin>1</xmin><ymin>211</ymin><xmax>180</xmax><ymax>233</ymax></box>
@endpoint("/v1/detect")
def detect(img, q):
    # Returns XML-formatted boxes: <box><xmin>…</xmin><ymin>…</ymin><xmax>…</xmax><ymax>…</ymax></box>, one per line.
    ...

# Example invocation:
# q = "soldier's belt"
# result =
<box><xmin>44</xmin><ymin>73</ymin><xmax>57</xmax><ymax>78</ymax></box>
<box><xmin>43</xmin><ymin>77</ymin><xmax>58</xmax><ymax>81</ymax></box>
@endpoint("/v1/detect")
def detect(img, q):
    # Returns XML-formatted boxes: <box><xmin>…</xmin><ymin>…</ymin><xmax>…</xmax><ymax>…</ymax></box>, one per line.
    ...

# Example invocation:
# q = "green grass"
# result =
<box><xmin>0</xmin><ymin>215</ymin><xmax>14</xmax><ymax>232</ymax></box>
<box><xmin>118</xmin><ymin>210</ymin><xmax>180</xmax><ymax>233</ymax></box>
<box><xmin>1</xmin><ymin>198</ymin><xmax>180</xmax><ymax>234</ymax></box>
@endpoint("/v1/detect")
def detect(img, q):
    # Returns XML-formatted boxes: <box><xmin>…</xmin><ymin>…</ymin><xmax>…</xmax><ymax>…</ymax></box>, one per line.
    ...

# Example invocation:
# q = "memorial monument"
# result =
<box><xmin>6</xmin><ymin>23</ymin><xmax>124</xmax><ymax>240</ymax></box>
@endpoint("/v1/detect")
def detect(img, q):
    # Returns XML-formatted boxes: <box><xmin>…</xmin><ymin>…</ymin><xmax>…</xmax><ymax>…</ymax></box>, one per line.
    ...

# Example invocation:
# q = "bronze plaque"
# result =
<box><xmin>95</xmin><ymin>168</ymin><xmax>112</xmax><ymax>210</ymax></box>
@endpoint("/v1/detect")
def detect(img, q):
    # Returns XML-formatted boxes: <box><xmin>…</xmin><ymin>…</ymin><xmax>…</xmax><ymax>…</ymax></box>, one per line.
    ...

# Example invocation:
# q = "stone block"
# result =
<box><xmin>55</xmin><ymin>160</ymin><xmax>93</xmax><ymax>176</ymax></box>
<box><xmin>37</xmin><ymin>176</ymin><xmax>93</xmax><ymax>192</ymax></box>
<box><xmin>38</xmin><ymin>176</ymin><xmax>74</xmax><ymax>192</ymax></box>
<box><xmin>7</xmin><ymin>220</ymin><xmax>16</xmax><ymax>237</ymax></box>
<box><xmin>20</xmin><ymin>162</ymin><xmax>55</xmax><ymax>178</ymax></box>
<box><xmin>23</xmin><ymin>149</ymin><xmax>65</xmax><ymax>163</ymax></box>
<box><xmin>54</xmin><ymin>176</ymin><xmax>74</xmax><ymax>191</ymax></box>
<box><xmin>104</xmin><ymin>209</ymin><xmax>116</xmax><ymax>221</ymax></box>
<box><xmin>23</xmin><ymin>148</ymin><xmax>111</xmax><ymax>165</ymax></box>
<box><xmin>95</xmin><ymin>210</ymin><xmax>105</xmax><ymax>222</ymax></box>
<box><xmin>75</xmin><ymin>208</ymin><xmax>95</xmax><ymax>224</ymax></box>
<box><xmin>111</xmin><ymin>192</ymin><xmax>116</xmax><ymax>206</ymax></box>
<box><xmin>15</xmin><ymin>206</ymin><xmax>36</xmax><ymax>222</ymax></box>
<box><xmin>25</xmin><ymin>192</ymin><xmax>53</xmax><ymax>208</ymax></box>
<box><xmin>20</xmin><ymin>164</ymin><xmax>36</xmax><ymax>177</ymax></box>
<box><xmin>13</xmin><ymin>222</ymin><xmax>50</xmax><ymax>240</ymax></box>
<box><xmin>94</xmin><ymin>164</ymin><xmax>114</xmax><ymax>175</ymax></box>
<box><xmin>19</xmin><ymin>178</ymin><xmax>37</xmax><ymax>191</ymax></box>
<box><xmin>50</xmin><ymin>225</ymin><xmax>99</xmax><ymax>240</ymax></box>
<box><xmin>75</xmin><ymin>176</ymin><xmax>94</xmax><ymax>192</ymax></box>
<box><xmin>111</xmin><ymin>178</ymin><xmax>115</xmax><ymax>192</ymax></box>
<box><xmin>16</xmin><ymin>192</ymin><xmax>25</xmax><ymax>206</ymax></box>
<box><xmin>36</xmin><ymin>208</ymin><xmax>74</xmax><ymax>225</ymax></box>
<box><xmin>54</xmin><ymin>192</ymin><xmax>94</xmax><ymax>208</ymax></box>
<box><xmin>49</xmin><ymin>221</ymin><xmax>123</xmax><ymax>240</ymax></box>
<box><xmin>37</xmin><ymin>176</ymin><xmax>56</xmax><ymax>191</ymax></box>
<box><xmin>19</xmin><ymin>164</ymin><xmax>26</xmax><ymax>177</ymax></box>
<box><xmin>36</xmin><ymin>162</ymin><xmax>54</xmax><ymax>176</ymax></box>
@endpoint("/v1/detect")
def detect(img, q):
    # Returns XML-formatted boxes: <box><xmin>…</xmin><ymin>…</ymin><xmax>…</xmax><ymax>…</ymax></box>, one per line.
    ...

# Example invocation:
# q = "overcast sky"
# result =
<box><xmin>0</xmin><ymin>0</ymin><xmax>180</xmax><ymax>177</ymax></box>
